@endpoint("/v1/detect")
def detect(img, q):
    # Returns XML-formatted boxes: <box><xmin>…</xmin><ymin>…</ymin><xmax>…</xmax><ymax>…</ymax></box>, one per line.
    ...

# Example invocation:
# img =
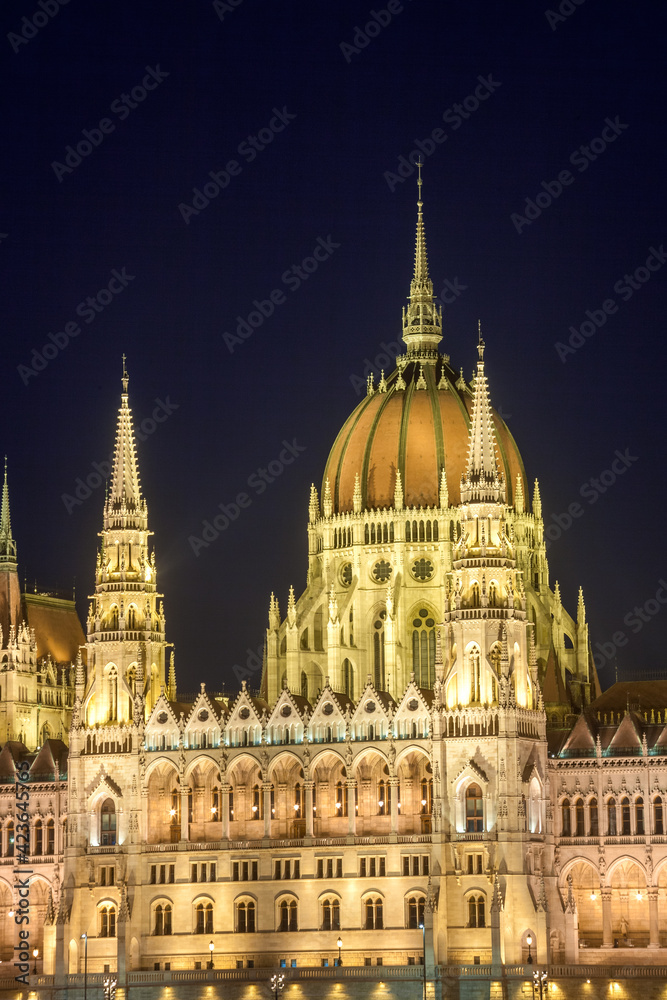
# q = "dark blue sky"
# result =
<box><xmin>2</xmin><ymin>0</ymin><xmax>665</xmax><ymax>693</ymax></box>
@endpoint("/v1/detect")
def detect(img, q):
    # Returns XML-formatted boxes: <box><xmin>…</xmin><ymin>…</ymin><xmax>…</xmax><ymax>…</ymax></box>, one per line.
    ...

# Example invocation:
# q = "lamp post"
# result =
<box><xmin>270</xmin><ymin>973</ymin><xmax>285</xmax><ymax>1000</ymax></box>
<box><xmin>81</xmin><ymin>933</ymin><xmax>88</xmax><ymax>1000</ymax></box>
<box><xmin>208</xmin><ymin>940</ymin><xmax>214</xmax><ymax>969</ymax></box>
<box><xmin>336</xmin><ymin>936</ymin><xmax>342</xmax><ymax>967</ymax></box>
<box><xmin>532</xmin><ymin>969</ymin><xmax>548</xmax><ymax>999</ymax></box>
<box><xmin>419</xmin><ymin>923</ymin><xmax>426</xmax><ymax>1000</ymax></box>
<box><xmin>526</xmin><ymin>934</ymin><xmax>533</xmax><ymax>965</ymax></box>
<box><xmin>32</xmin><ymin>949</ymin><xmax>38</xmax><ymax>974</ymax></box>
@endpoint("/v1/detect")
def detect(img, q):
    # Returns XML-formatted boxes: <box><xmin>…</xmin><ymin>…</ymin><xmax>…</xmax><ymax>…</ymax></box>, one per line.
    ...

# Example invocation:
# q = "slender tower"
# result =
<box><xmin>84</xmin><ymin>362</ymin><xmax>168</xmax><ymax>724</ymax></box>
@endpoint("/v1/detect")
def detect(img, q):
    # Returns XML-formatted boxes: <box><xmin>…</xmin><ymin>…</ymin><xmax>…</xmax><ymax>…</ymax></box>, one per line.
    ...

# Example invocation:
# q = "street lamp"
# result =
<box><xmin>32</xmin><ymin>949</ymin><xmax>38</xmax><ymax>974</ymax></box>
<box><xmin>419</xmin><ymin>924</ymin><xmax>426</xmax><ymax>1000</ymax></box>
<box><xmin>208</xmin><ymin>940</ymin><xmax>214</xmax><ymax>969</ymax></box>
<box><xmin>336</xmin><ymin>936</ymin><xmax>342</xmax><ymax>966</ymax></box>
<box><xmin>526</xmin><ymin>934</ymin><xmax>533</xmax><ymax>965</ymax></box>
<box><xmin>270</xmin><ymin>973</ymin><xmax>285</xmax><ymax>1000</ymax></box>
<box><xmin>81</xmin><ymin>933</ymin><xmax>88</xmax><ymax>1000</ymax></box>
<box><xmin>533</xmin><ymin>969</ymin><xmax>548</xmax><ymax>999</ymax></box>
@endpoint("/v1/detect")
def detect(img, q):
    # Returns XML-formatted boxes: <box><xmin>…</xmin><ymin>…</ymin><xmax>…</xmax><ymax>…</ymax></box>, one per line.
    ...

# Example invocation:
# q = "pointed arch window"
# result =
<box><xmin>654</xmin><ymin>796</ymin><xmax>664</xmax><ymax>835</ymax></box>
<box><xmin>468</xmin><ymin>644</ymin><xmax>481</xmax><ymax>703</ymax></box>
<box><xmin>561</xmin><ymin>799</ymin><xmax>571</xmax><ymax>837</ymax></box>
<box><xmin>6</xmin><ymin>822</ymin><xmax>14</xmax><ymax>857</ymax></box>
<box><xmin>100</xmin><ymin>904</ymin><xmax>116</xmax><ymax>938</ymax></box>
<box><xmin>107</xmin><ymin>665</ymin><xmax>118</xmax><ymax>720</ymax></box>
<box><xmin>621</xmin><ymin>797</ymin><xmax>631</xmax><ymax>835</ymax></box>
<box><xmin>237</xmin><ymin>900</ymin><xmax>255</xmax><ymax>933</ymax></box>
<box><xmin>607</xmin><ymin>798</ymin><xmax>617</xmax><ymax>836</ymax></box>
<box><xmin>589</xmin><ymin>798</ymin><xmax>598</xmax><ymax>837</ymax></box>
<box><xmin>470</xmin><ymin>583</ymin><xmax>480</xmax><ymax>608</ymax></box>
<box><xmin>488</xmin><ymin>582</ymin><xmax>499</xmax><ymax>608</ymax></box>
<box><xmin>101</xmin><ymin>799</ymin><xmax>116</xmax><ymax>846</ymax></box>
<box><xmin>574</xmin><ymin>798</ymin><xmax>585</xmax><ymax>837</ymax></box>
<box><xmin>322</xmin><ymin>898</ymin><xmax>340</xmax><ymax>931</ymax></box>
<box><xmin>34</xmin><ymin>820</ymin><xmax>43</xmax><ymax>856</ymax></box>
<box><xmin>411</xmin><ymin>609</ymin><xmax>436</xmax><ymax>688</ymax></box>
<box><xmin>373</xmin><ymin>610</ymin><xmax>386</xmax><ymax>690</ymax></box>
<box><xmin>468</xmin><ymin>894</ymin><xmax>485</xmax><ymax>928</ymax></box>
<box><xmin>46</xmin><ymin>818</ymin><xmax>55</xmax><ymax>854</ymax></box>
<box><xmin>279</xmin><ymin>899</ymin><xmax>298</xmax><ymax>931</ymax></box>
<box><xmin>195</xmin><ymin>902</ymin><xmax>213</xmax><ymax>934</ymax></box>
<box><xmin>365</xmin><ymin>896</ymin><xmax>383</xmax><ymax>929</ymax></box>
<box><xmin>466</xmin><ymin>783</ymin><xmax>483</xmax><ymax>833</ymax></box>
<box><xmin>635</xmin><ymin>797</ymin><xmax>644</xmax><ymax>835</ymax></box>
<box><xmin>407</xmin><ymin>895</ymin><xmax>425</xmax><ymax>929</ymax></box>
<box><xmin>343</xmin><ymin>658</ymin><xmax>354</xmax><ymax>700</ymax></box>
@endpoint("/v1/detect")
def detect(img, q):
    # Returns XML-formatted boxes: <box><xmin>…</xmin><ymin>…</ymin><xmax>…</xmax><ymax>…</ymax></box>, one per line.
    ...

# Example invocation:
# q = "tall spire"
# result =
<box><xmin>402</xmin><ymin>162</ymin><xmax>443</xmax><ymax>355</ymax></box>
<box><xmin>105</xmin><ymin>360</ymin><xmax>146</xmax><ymax>531</ymax></box>
<box><xmin>0</xmin><ymin>458</ymin><xmax>17</xmax><ymax>567</ymax></box>
<box><xmin>460</xmin><ymin>332</ymin><xmax>505</xmax><ymax>504</ymax></box>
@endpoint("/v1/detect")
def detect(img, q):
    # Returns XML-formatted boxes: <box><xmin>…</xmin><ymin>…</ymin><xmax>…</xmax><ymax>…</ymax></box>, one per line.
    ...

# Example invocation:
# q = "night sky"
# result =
<box><xmin>2</xmin><ymin>1</ymin><xmax>665</xmax><ymax>696</ymax></box>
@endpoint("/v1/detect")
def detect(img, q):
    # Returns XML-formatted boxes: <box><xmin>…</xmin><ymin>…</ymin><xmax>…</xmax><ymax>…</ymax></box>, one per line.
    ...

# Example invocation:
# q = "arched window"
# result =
<box><xmin>407</xmin><ymin>895</ymin><xmax>425</xmax><ymax>929</ymax></box>
<box><xmin>470</xmin><ymin>583</ymin><xmax>480</xmax><ymax>608</ymax></box>
<box><xmin>589</xmin><ymin>798</ymin><xmax>598</xmax><ymax>837</ymax></box>
<box><xmin>34</xmin><ymin>821</ymin><xmax>43</xmax><ymax>856</ymax></box>
<box><xmin>488</xmin><ymin>582</ymin><xmax>498</xmax><ymax>608</ymax></box>
<box><xmin>654</xmin><ymin>796</ymin><xmax>664</xmax><ymax>835</ymax></box>
<box><xmin>574</xmin><ymin>799</ymin><xmax>584</xmax><ymax>837</ymax></box>
<box><xmin>101</xmin><ymin>799</ymin><xmax>116</xmax><ymax>846</ymax></box>
<box><xmin>252</xmin><ymin>784</ymin><xmax>262</xmax><ymax>820</ymax></box>
<box><xmin>466</xmin><ymin>784</ymin><xmax>483</xmax><ymax>833</ymax></box>
<box><xmin>406</xmin><ymin>521</ymin><xmax>412</xmax><ymax>542</ymax></box>
<box><xmin>335</xmin><ymin>780</ymin><xmax>347</xmax><ymax>817</ymax></box>
<box><xmin>100</xmin><ymin>905</ymin><xmax>116</xmax><ymax>938</ymax></box>
<box><xmin>607</xmin><ymin>798</ymin><xmax>617</xmax><ymax>836</ymax></box>
<box><xmin>468</xmin><ymin>645</ymin><xmax>481</xmax><ymax>703</ymax></box>
<box><xmin>322</xmin><ymin>898</ymin><xmax>340</xmax><ymax>931</ymax></box>
<box><xmin>378</xmin><ymin>778</ymin><xmax>391</xmax><ymax>816</ymax></box>
<box><xmin>107</xmin><ymin>665</ymin><xmax>118</xmax><ymax>720</ymax></box>
<box><xmin>5</xmin><ymin>822</ymin><xmax>13</xmax><ymax>857</ymax></box>
<box><xmin>294</xmin><ymin>783</ymin><xmax>304</xmax><ymax>819</ymax></box>
<box><xmin>237</xmin><ymin>900</ymin><xmax>255</xmax><ymax>933</ymax></box>
<box><xmin>46</xmin><ymin>818</ymin><xmax>55</xmax><ymax>854</ymax></box>
<box><xmin>621</xmin><ymin>797</ymin><xmax>631</xmax><ymax>835</ymax></box>
<box><xmin>195</xmin><ymin>902</ymin><xmax>213</xmax><ymax>934</ymax></box>
<box><xmin>561</xmin><ymin>799</ymin><xmax>571</xmax><ymax>837</ymax></box>
<box><xmin>373</xmin><ymin>610</ymin><xmax>386</xmax><ymax>690</ymax></box>
<box><xmin>468</xmin><ymin>895</ymin><xmax>486</xmax><ymax>928</ymax></box>
<box><xmin>343</xmin><ymin>658</ymin><xmax>354</xmax><ymax>700</ymax></box>
<box><xmin>365</xmin><ymin>896</ymin><xmax>383</xmax><ymax>929</ymax></box>
<box><xmin>279</xmin><ymin>899</ymin><xmax>298</xmax><ymax>931</ymax></box>
<box><xmin>635</xmin><ymin>797</ymin><xmax>644</xmax><ymax>835</ymax></box>
<box><xmin>154</xmin><ymin>903</ymin><xmax>172</xmax><ymax>935</ymax></box>
<box><xmin>421</xmin><ymin>777</ymin><xmax>433</xmax><ymax>815</ymax></box>
<box><xmin>411</xmin><ymin>609</ymin><xmax>436</xmax><ymax>688</ymax></box>
<box><xmin>211</xmin><ymin>787</ymin><xmax>220</xmax><ymax>820</ymax></box>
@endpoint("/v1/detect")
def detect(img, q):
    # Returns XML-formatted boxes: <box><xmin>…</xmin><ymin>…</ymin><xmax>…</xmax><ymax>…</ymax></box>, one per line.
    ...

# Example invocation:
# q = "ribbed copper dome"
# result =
<box><xmin>323</xmin><ymin>358</ymin><xmax>526</xmax><ymax>512</ymax></box>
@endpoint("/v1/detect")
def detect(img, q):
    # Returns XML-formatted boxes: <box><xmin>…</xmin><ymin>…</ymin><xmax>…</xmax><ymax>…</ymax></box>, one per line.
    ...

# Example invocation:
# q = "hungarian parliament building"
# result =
<box><xmin>1</xmin><ymin>185</ymin><xmax>665</xmax><ymax>999</ymax></box>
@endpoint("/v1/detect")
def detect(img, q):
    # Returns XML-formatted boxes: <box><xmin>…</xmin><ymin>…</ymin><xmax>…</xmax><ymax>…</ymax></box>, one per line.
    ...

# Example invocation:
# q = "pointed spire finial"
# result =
<box><xmin>439</xmin><ymin>467</ymin><xmax>449</xmax><ymax>508</ymax></box>
<box><xmin>532</xmin><ymin>479</ymin><xmax>542</xmax><ymax>518</ymax></box>
<box><xmin>515</xmin><ymin>473</ymin><xmax>524</xmax><ymax>514</ymax></box>
<box><xmin>460</xmin><ymin>338</ymin><xmax>505</xmax><ymax>504</ymax></box>
<box><xmin>0</xmin><ymin>457</ymin><xmax>17</xmax><ymax>566</ymax></box>
<box><xmin>577</xmin><ymin>587</ymin><xmax>586</xmax><ymax>626</ymax></box>
<box><xmin>402</xmin><ymin>163</ymin><xmax>442</xmax><ymax>354</ymax></box>
<box><xmin>121</xmin><ymin>354</ymin><xmax>129</xmax><ymax>394</ymax></box>
<box><xmin>353</xmin><ymin>472</ymin><xmax>362</xmax><ymax>514</ymax></box>
<box><xmin>394</xmin><ymin>469</ymin><xmax>404</xmax><ymax>511</ymax></box>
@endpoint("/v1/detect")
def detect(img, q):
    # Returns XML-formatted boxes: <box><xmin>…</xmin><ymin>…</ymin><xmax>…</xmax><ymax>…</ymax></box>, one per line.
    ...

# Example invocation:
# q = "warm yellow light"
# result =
<box><xmin>421</xmin><ymin>799</ymin><xmax>427</xmax><ymax>806</ymax></box>
<box><xmin>636</xmin><ymin>891</ymin><xmax>643</xmax><ymax>901</ymax></box>
<box><xmin>211</xmin><ymin>806</ymin><xmax>217</xmax><ymax>814</ymax></box>
<box><xmin>252</xmin><ymin>805</ymin><xmax>258</xmax><ymax>812</ymax></box>
<box><xmin>378</xmin><ymin>800</ymin><xmax>384</xmax><ymax>807</ymax></box>
<box><xmin>294</xmin><ymin>804</ymin><xmax>299</xmax><ymax>810</ymax></box>
<box><xmin>590</xmin><ymin>892</ymin><xmax>597</xmax><ymax>901</ymax></box>
<box><xmin>526</xmin><ymin>935</ymin><xmax>532</xmax><ymax>946</ymax></box>
<box><xmin>169</xmin><ymin>809</ymin><xmax>176</xmax><ymax>817</ymax></box>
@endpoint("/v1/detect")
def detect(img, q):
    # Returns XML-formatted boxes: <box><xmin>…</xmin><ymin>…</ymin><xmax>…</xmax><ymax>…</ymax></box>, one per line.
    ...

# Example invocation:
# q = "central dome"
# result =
<box><xmin>323</xmin><ymin>356</ymin><xmax>526</xmax><ymax>512</ymax></box>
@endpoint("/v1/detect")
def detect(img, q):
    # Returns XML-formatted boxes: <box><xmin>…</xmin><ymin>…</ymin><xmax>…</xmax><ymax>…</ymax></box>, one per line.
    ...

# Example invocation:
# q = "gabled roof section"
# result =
<box><xmin>227</xmin><ymin>684</ymin><xmax>264</xmax><ymax>728</ymax></box>
<box><xmin>31</xmin><ymin>739</ymin><xmax>67</xmax><ymax>777</ymax></box>
<box><xmin>608</xmin><ymin>712</ymin><xmax>642</xmax><ymax>750</ymax></box>
<box><xmin>560</xmin><ymin>714</ymin><xmax>597</xmax><ymax>755</ymax></box>
<box><xmin>146</xmin><ymin>692</ymin><xmax>182</xmax><ymax>732</ymax></box>
<box><xmin>183</xmin><ymin>685</ymin><xmax>224</xmax><ymax>731</ymax></box>
<box><xmin>393</xmin><ymin>681</ymin><xmax>431</xmax><ymax>722</ymax></box>
<box><xmin>23</xmin><ymin>592</ymin><xmax>85</xmax><ymax>664</ymax></box>
<box><xmin>309</xmin><ymin>685</ymin><xmax>347</xmax><ymax>729</ymax></box>
<box><xmin>350</xmin><ymin>680</ymin><xmax>391</xmax><ymax>725</ymax></box>
<box><xmin>266</xmin><ymin>687</ymin><xmax>307</xmax><ymax>729</ymax></box>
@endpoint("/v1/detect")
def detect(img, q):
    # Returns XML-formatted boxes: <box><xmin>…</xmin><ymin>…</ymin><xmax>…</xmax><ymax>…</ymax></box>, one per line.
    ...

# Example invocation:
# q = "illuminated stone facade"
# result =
<box><xmin>1</xmin><ymin>186</ymin><xmax>667</xmax><ymax>999</ymax></box>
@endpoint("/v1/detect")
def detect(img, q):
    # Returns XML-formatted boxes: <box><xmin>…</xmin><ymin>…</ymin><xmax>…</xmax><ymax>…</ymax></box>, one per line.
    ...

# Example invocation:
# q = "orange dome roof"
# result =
<box><xmin>323</xmin><ymin>358</ymin><xmax>526</xmax><ymax>512</ymax></box>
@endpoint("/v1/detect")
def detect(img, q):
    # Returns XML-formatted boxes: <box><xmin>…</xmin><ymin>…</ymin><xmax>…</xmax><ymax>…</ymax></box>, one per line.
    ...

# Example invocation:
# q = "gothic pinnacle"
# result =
<box><xmin>532</xmin><ymin>479</ymin><xmax>542</xmax><ymax>518</ymax></box>
<box><xmin>167</xmin><ymin>651</ymin><xmax>177</xmax><ymax>701</ymax></box>
<box><xmin>577</xmin><ymin>587</ymin><xmax>586</xmax><ymax>626</ymax></box>
<box><xmin>393</xmin><ymin>470</ymin><xmax>404</xmax><ymax>511</ymax></box>
<box><xmin>323</xmin><ymin>478</ymin><xmax>332</xmax><ymax>518</ymax></box>
<box><xmin>353</xmin><ymin>473</ymin><xmax>362</xmax><ymax>514</ymax></box>
<box><xmin>0</xmin><ymin>457</ymin><xmax>17</xmax><ymax>566</ymax></box>
<box><xmin>308</xmin><ymin>483</ymin><xmax>319</xmax><ymax>524</ymax></box>
<box><xmin>515</xmin><ymin>473</ymin><xmax>524</xmax><ymax>514</ymax></box>
<box><xmin>287</xmin><ymin>585</ymin><xmax>297</xmax><ymax>626</ymax></box>
<box><xmin>401</xmin><ymin>162</ymin><xmax>442</xmax><ymax>354</ymax></box>
<box><xmin>460</xmin><ymin>338</ymin><xmax>505</xmax><ymax>504</ymax></box>
<box><xmin>439</xmin><ymin>468</ymin><xmax>449</xmax><ymax>508</ymax></box>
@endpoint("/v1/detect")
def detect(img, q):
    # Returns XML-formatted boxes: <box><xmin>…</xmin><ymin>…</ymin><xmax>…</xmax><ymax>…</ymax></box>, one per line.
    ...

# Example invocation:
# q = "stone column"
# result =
<box><xmin>649</xmin><ymin>889</ymin><xmax>660</xmax><ymax>948</ymax></box>
<box><xmin>305</xmin><ymin>781</ymin><xmax>314</xmax><ymax>838</ymax></box>
<box><xmin>389</xmin><ymin>777</ymin><xmax>399</xmax><ymax>837</ymax></box>
<box><xmin>180</xmin><ymin>786</ymin><xmax>189</xmax><ymax>841</ymax></box>
<box><xmin>347</xmin><ymin>781</ymin><xmax>356</xmax><ymax>837</ymax></box>
<box><xmin>263</xmin><ymin>783</ymin><xmax>272</xmax><ymax>839</ymax></box>
<box><xmin>221</xmin><ymin>785</ymin><xmax>230</xmax><ymax>840</ymax></box>
<box><xmin>601</xmin><ymin>889</ymin><xmax>613</xmax><ymax>948</ymax></box>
